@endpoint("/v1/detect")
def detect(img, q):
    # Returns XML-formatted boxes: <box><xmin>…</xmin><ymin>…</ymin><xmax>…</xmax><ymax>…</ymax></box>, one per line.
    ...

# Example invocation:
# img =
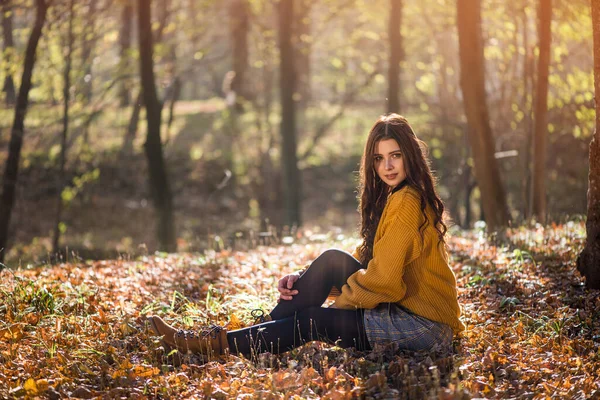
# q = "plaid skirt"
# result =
<box><xmin>364</xmin><ymin>303</ymin><xmax>453</xmax><ymax>352</ymax></box>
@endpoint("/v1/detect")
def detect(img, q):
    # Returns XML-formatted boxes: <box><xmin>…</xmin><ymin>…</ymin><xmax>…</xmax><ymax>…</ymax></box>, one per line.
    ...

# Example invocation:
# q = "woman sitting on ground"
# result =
<box><xmin>148</xmin><ymin>113</ymin><xmax>465</xmax><ymax>359</ymax></box>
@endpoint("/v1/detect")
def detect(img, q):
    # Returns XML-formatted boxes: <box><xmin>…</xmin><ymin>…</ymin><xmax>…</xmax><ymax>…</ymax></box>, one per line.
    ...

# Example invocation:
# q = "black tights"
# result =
<box><xmin>226</xmin><ymin>249</ymin><xmax>371</xmax><ymax>357</ymax></box>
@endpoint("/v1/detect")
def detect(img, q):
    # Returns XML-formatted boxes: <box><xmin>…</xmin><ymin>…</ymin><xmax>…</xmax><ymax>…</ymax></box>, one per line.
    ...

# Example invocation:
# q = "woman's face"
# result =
<box><xmin>374</xmin><ymin>138</ymin><xmax>407</xmax><ymax>188</ymax></box>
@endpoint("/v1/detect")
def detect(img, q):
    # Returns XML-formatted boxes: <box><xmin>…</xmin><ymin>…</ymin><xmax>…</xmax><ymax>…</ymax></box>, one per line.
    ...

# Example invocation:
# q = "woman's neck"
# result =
<box><xmin>391</xmin><ymin>179</ymin><xmax>408</xmax><ymax>194</ymax></box>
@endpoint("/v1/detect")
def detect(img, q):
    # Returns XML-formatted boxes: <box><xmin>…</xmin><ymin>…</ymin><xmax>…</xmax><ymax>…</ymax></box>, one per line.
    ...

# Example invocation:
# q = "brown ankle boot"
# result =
<box><xmin>147</xmin><ymin>316</ymin><xmax>229</xmax><ymax>356</ymax></box>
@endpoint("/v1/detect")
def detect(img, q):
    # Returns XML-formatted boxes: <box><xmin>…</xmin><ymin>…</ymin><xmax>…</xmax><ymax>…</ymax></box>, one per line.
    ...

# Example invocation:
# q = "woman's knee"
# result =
<box><xmin>310</xmin><ymin>249</ymin><xmax>343</xmax><ymax>271</ymax></box>
<box><xmin>308</xmin><ymin>249</ymin><xmax>358</xmax><ymax>282</ymax></box>
<box><xmin>318</xmin><ymin>249</ymin><xmax>351</xmax><ymax>264</ymax></box>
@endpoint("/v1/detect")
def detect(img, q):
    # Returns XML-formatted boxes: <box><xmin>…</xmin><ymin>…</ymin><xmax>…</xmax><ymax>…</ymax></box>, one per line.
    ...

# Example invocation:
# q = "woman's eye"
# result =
<box><xmin>393</xmin><ymin>153</ymin><xmax>402</xmax><ymax>158</ymax></box>
<box><xmin>374</xmin><ymin>156</ymin><xmax>382</xmax><ymax>162</ymax></box>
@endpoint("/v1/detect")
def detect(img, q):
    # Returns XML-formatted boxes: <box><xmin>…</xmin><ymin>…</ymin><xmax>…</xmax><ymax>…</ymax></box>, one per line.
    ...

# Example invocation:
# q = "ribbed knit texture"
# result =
<box><xmin>333</xmin><ymin>185</ymin><xmax>465</xmax><ymax>334</ymax></box>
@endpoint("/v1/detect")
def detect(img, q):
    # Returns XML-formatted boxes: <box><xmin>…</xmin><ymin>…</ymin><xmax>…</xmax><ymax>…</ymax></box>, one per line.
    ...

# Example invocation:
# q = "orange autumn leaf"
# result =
<box><xmin>23</xmin><ymin>378</ymin><xmax>37</xmax><ymax>395</ymax></box>
<box><xmin>226</xmin><ymin>313</ymin><xmax>243</xmax><ymax>330</ymax></box>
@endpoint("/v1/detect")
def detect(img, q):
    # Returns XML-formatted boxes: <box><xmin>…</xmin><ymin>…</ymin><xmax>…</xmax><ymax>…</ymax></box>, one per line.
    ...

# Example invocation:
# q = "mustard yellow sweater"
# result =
<box><xmin>333</xmin><ymin>185</ymin><xmax>465</xmax><ymax>334</ymax></box>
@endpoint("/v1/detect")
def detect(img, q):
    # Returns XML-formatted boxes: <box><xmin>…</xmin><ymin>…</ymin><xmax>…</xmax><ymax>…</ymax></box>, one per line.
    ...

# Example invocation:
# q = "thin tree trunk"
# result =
<box><xmin>387</xmin><ymin>0</ymin><xmax>402</xmax><ymax>114</ymax></box>
<box><xmin>188</xmin><ymin>0</ymin><xmax>201</xmax><ymax>99</ymax></box>
<box><xmin>278</xmin><ymin>0</ymin><xmax>301</xmax><ymax>227</ymax></box>
<box><xmin>2</xmin><ymin>0</ymin><xmax>16</xmax><ymax>106</ymax></box>
<box><xmin>137</xmin><ymin>0</ymin><xmax>176</xmax><ymax>252</ymax></box>
<box><xmin>224</xmin><ymin>0</ymin><xmax>246</xmax><ymax>169</ymax></box>
<box><xmin>259</xmin><ymin>131</ymin><xmax>282</xmax><ymax>228</ymax></box>
<box><xmin>165</xmin><ymin>77</ymin><xmax>180</xmax><ymax>143</ymax></box>
<box><xmin>0</xmin><ymin>0</ymin><xmax>49</xmax><ymax>265</ymax></box>
<box><xmin>295</xmin><ymin>0</ymin><xmax>311</xmax><ymax>106</ymax></box>
<box><xmin>531</xmin><ymin>0</ymin><xmax>552</xmax><ymax>222</ymax></box>
<box><xmin>122</xmin><ymin>0</ymin><xmax>170</xmax><ymax>155</ymax></box>
<box><xmin>576</xmin><ymin>0</ymin><xmax>600</xmax><ymax>289</ymax></box>
<box><xmin>253</xmin><ymin>27</ymin><xmax>280</xmax><ymax>227</ymax></box>
<box><xmin>81</xmin><ymin>0</ymin><xmax>96</xmax><ymax>104</ymax></box>
<box><xmin>164</xmin><ymin>18</ymin><xmax>178</xmax><ymax>144</ymax></box>
<box><xmin>456</xmin><ymin>0</ymin><xmax>510</xmax><ymax>231</ymax></box>
<box><xmin>53</xmin><ymin>0</ymin><xmax>75</xmax><ymax>254</ymax></box>
<box><xmin>122</xmin><ymin>90</ymin><xmax>142</xmax><ymax>155</ymax></box>
<box><xmin>119</xmin><ymin>1</ymin><xmax>133</xmax><ymax>107</ymax></box>
<box><xmin>465</xmin><ymin>179</ymin><xmax>477</xmax><ymax>228</ymax></box>
<box><xmin>463</xmin><ymin>131</ymin><xmax>474</xmax><ymax>227</ymax></box>
<box><xmin>293</xmin><ymin>0</ymin><xmax>311</xmax><ymax>172</ymax></box>
<box><xmin>229</xmin><ymin>0</ymin><xmax>249</xmax><ymax>104</ymax></box>
<box><xmin>155</xmin><ymin>0</ymin><xmax>170</xmax><ymax>43</ymax></box>
<box><xmin>520</xmin><ymin>5</ymin><xmax>533</xmax><ymax>219</ymax></box>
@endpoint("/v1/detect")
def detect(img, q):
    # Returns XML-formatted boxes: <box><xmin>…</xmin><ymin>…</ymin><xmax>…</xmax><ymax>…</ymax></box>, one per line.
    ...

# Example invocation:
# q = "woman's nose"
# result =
<box><xmin>385</xmin><ymin>159</ymin><xmax>393</xmax><ymax>169</ymax></box>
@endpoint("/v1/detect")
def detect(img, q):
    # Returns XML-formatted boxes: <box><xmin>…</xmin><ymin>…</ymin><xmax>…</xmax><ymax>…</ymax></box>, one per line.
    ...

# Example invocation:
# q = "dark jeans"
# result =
<box><xmin>226</xmin><ymin>249</ymin><xmax>371</xmax><ymax>357</ymax></box>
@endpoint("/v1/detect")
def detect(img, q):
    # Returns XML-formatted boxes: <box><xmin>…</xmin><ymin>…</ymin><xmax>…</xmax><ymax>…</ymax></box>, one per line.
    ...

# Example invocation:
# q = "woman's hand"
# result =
<box><xmin>277</xmin><ymin>273</ymin><xmax>300</xmax><ymax>302</ymax></box>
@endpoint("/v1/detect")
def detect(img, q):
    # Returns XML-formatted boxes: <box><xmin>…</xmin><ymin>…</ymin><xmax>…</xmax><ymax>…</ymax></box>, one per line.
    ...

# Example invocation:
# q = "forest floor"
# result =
<box><xmin>1</xmin><ymin>222</ymin><xmax>599</xmax><ymax>399</ymax></box>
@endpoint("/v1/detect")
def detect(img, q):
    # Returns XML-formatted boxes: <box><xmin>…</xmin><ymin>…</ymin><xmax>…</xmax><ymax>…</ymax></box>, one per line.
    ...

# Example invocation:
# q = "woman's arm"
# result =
<box><xmin>333</xmin><ymin>194</ymin><xmax>424</xmax><ymax>309</ymax></box>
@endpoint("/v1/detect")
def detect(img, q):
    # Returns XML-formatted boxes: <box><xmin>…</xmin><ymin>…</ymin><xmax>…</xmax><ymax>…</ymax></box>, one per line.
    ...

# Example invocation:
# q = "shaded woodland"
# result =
<box><xmin>0</xmin><ymin>1</ymin><xmax>596</xmax><ymax>265</ymax></box>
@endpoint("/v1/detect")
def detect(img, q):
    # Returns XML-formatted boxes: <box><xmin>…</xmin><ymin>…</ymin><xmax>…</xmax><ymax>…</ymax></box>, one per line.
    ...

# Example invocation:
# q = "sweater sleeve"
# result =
<box><xmin>333</xmin><ymin>196</ymin><xmax>424</xmax><ymax>309</ymax></box>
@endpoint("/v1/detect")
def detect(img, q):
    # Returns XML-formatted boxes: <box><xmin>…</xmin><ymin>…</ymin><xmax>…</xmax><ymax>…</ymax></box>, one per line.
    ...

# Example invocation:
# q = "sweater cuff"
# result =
<box><xmin>332</xmin><ymin>294</ymin><xmax>355</xmax><ymax>310</ymax></box>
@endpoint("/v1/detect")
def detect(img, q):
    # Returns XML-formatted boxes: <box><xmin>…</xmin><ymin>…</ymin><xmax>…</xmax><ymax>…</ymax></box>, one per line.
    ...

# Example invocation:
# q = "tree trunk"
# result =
<box><xmin>576</xmin><ymin>0</ymin><xmax>600</xmax><ymax>289</ymax></box>
<box><xmin>137</xmin><ymin>0</ymin><xmax>176</xmax><ymax>252</ymax></box>
<box><xmin>122</xmin><ymin>90</ymin><xmax>142</xmax><ymax>155</ymax></box>
<box><xmin>53</xmin><ymin>0</ymin><xmax>75</xmax><ymax>254</ymax></box>
<box><xmin>188</xmin><ymin>0</ymin><xmax>201</xmax><ymax>99</ymax></box>
<box><xmin>223</xmin><ymin>0</ymin><xmax>249</xmax><ymax>180</ymax></box>
<box><xmin>521</xmin><ymin>5</ymin><xmax>534</xmax><ymax>220</ymax></box>
<box><xmin>164</xmin><ymin>17</ymin><xmax>178</xmax><ymax>144</ymax></box>
<box><xmin>464</xmin><ymin>181</ymin><xmax>474</xmax><ymax>228</ymax></box>
<box><xmin>0</xmin><ymin>0</ymin><xmax>49</xmax><ymax>265</ymax></box>
<box><xmin>295</xmin><ymin>0</ymin><xmax>311</xmax><ymax>106</ymax></box>
<box><xmin>531</xmin><ymin>0</ymin><xmax>552</xmax><ymax>222</ymax></box>
<box><xmin>81</xmin><ymin>0</ymin><xmax>96</xmax><ymax>104</ymax></box>
<box><xmin>229</xmin><ymin>0</ymin><xmax>249</xmax><ymax>104</ymax></box>
<box><xmin>165</xmin><ymin>77</ymin><xmax>181</xmax><ymax>143</ymax></box>
<box><xmin>124</xmin><ymin>0</ymin><xmax>173</xmax><ymax>154</ymax></box>
<box><xmin>456</xmin><ymin>0</ymin><xmax>510</xmax><ymax>231</ymax></box>
<box><xmin>387</xmin><ymin>0</ymin><xmax>402</xmax><ymax>114</ymax></box>
<box><xmin>278</xmin><ymin>0</ymin><xmax>301</xmax><ymax>227</ymax></box>
<box><xmin>2</xmin><ymin>0</ymin><xmax>16</xmax><ymax>106</ymax></box>
<box><xmin>155</xmin><ymin>0</ymin><xmax>170</xmax><ymax>43</ymax></box>
<box><xmin>119</xmin><ymin>1</ymin><xmax>133</xmax><ymax>107</ymax></box>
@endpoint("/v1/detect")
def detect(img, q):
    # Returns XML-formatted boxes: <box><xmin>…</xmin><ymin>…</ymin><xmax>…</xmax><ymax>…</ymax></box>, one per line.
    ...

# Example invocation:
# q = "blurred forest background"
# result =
<box><xmin>0</xmin><ymin>0</ymin><xmax>593</xmax><ymax>266</ymax></box>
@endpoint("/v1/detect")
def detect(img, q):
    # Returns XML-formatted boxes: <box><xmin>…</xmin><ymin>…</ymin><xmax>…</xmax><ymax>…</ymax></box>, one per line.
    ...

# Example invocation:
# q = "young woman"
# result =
<box><xmin>148</xmin><ymin>114</ymin><xmax>465</xmax><ymax>359</ymax></box>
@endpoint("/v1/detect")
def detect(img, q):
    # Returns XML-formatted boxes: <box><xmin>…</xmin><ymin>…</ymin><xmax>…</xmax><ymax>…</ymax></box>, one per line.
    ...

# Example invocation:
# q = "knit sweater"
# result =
<box><xmin>333</xmin><ymin>185</ymin><xmax>465</xmax><ymax>334</ymax></box>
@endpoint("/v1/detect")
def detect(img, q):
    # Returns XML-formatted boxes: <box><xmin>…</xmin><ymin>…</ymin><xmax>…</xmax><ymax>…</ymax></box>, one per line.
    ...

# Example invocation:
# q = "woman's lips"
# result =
<box><xmin>385</xmin><ymin>174</ymin><xmax>398</xmax><ymax>179</ymax></box>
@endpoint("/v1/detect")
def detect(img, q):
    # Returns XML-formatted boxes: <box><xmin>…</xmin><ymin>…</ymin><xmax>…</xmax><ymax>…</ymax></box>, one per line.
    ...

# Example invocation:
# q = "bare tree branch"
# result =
<box><xmin>299</xmin><ymin>69</ymin><xmax>380</xmax><ymax>162</ymax></box>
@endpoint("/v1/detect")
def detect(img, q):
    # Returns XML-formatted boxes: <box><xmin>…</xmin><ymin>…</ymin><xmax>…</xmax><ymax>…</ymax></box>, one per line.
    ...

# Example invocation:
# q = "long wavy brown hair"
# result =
<box><xmin>356</xmin><ymin>114</ymin><xmax>447</xmax><ymax>266</ymax></box>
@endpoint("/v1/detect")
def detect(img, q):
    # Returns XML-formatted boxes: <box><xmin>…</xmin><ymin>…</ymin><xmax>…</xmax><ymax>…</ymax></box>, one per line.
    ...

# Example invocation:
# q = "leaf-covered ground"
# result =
<box><xmin>1</xmin><ymin>222</ymin><xmax>598</xmax><ymax>399</ymax></box>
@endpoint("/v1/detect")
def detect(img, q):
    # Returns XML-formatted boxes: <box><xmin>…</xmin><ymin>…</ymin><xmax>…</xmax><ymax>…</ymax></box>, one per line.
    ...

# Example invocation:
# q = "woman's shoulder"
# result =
<box><xmin>387</xmin><ymin>184</ymin><xmax>422</xmax><ymax>216</ymax></box>
<box><xmin>388</xmin><ymin>184</ymin><xmax>421</xmax><ymax>206</ymax></box>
